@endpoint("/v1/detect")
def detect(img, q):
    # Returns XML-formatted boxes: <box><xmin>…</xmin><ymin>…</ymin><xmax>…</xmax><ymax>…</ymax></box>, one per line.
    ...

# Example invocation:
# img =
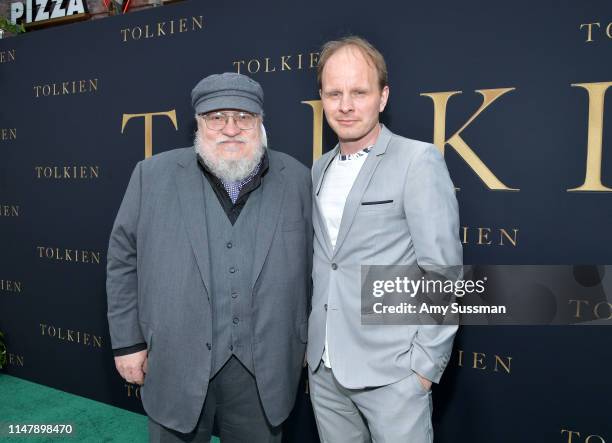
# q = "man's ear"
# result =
<box><xmin>379</xmin><ymin>86</ymin><xmax>390</xmax><ymax>112</ymax></box>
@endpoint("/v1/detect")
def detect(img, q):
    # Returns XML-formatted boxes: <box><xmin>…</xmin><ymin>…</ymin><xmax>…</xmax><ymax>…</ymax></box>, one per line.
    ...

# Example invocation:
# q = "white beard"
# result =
<box><xmin>194</xmin><ymin>132</ymin><xmax>265</xmax><ymax>182</ymax></box>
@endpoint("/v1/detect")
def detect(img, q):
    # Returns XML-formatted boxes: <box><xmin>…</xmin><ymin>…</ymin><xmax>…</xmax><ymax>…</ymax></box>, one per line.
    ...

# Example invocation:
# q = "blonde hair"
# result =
<box><xmin>317</xmin><ymin>36</ymin><xmax>388</xmax><ymax>90</ymax></box>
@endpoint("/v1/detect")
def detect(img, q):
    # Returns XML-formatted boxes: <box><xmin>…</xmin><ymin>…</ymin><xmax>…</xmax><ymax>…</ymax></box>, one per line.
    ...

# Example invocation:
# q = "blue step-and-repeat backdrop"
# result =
<box><xmin>1</xmin><ymin>1</ymin><xmax>611</xmax><ymax>441</ymax></box>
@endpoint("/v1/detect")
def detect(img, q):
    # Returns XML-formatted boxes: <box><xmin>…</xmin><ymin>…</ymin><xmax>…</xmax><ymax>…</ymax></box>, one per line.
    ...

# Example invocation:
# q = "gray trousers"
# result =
<box><xmin>309</xmin><ymin>365</ymin><xmax>433</xmax><ymax>443</ymax></box>
<box><xmin>148</xmin><ymin>357</ymin><xmax>281</xmax><ymax>443</ymax></box>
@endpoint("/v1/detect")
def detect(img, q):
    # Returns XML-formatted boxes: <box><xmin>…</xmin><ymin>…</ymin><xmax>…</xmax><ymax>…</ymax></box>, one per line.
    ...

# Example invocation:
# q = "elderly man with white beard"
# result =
<box><xmin>107</xmin><ymin>72</ymin><xmax>312</xmax><ymax>443</ymax></box>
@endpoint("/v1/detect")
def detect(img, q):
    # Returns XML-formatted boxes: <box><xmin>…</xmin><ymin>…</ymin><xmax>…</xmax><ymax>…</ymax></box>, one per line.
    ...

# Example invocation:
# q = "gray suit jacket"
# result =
<box><xmin>307</xmin><ymin>125</ymin><xmax>462</xmax><ymax>389</ymax></box>
<box><xmin>107</xmin><ymin>147</ymin><xmax>312</xmax><ymax>433</ymax></box>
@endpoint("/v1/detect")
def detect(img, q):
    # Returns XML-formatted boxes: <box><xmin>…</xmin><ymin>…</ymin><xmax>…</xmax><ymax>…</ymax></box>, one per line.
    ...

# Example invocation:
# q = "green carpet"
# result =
<box><xmin>0</xmin><ymin>374</ymin><xmax>220</xmax><ymax>442</ymax></box>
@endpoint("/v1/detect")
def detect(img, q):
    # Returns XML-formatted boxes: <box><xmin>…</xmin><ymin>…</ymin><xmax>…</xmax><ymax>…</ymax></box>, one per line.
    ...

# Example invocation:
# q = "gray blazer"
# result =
<box><xmin>307</xmin><ymin>125</ymin><xmax>462</xmax><ymax>389</ymax></box>
<box><xmin>107</xmin><ymin>147</ymin><xmax>312</xmax><ymax>433</ymax></box>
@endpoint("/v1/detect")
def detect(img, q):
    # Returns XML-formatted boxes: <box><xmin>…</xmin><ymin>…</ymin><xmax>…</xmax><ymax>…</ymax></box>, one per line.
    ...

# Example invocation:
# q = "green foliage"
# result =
<box><xmin>0</xmin><ymin>16</ymin><xmax>26</xmax><ymax>34</ymax></box>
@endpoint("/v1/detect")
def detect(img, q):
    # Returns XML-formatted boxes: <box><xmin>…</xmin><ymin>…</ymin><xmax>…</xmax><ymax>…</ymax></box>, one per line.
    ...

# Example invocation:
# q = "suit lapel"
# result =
<box><xmin>332</xmin><ymin>125</ymin><xmax>392</xmax><ymax>257</ymax></box>
<box><xmin>251</xmin><ymin>152</ymin><xmax>285</xmax><ymax>288</ymax></box>
<box><xmin>315</xmin><ymin>147</ymin><xmax>338</xmax><ymax>196</ymax></box>
<box><xmin>313</xmin><ymin>148</ymin><xmax>338</xmax><ymax>259</ymax></box>
<box><xmin>175</xmin><ymin>149</ymin><xmax>212</xmax><ymax>298</ymax></box>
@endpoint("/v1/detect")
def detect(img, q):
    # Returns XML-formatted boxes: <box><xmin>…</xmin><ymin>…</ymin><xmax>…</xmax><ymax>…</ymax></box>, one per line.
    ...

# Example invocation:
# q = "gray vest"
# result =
<box><xmin>204</xmin><ymin>181</ymin><xmax>260</xmax><ymax>377</ymax></box>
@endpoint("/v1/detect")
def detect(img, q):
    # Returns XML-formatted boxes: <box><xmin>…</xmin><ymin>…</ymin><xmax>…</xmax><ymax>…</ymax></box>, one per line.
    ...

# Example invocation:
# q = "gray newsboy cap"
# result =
<box><xmin>191</xmin><ymin>72</ymin><xmax>264</xmax><ymax>115</ymax></box>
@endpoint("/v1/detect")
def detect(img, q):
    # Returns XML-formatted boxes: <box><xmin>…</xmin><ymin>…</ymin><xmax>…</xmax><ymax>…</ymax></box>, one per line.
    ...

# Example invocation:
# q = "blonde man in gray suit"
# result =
<box><xmin>307</xmin><ymin>36</ymin><xmax>462</xmax><ymax>442</ymax></box>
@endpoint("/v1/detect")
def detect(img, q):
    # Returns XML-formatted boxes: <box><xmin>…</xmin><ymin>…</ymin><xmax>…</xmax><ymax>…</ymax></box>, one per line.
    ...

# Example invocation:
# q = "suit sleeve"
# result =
<box><xmin>403</xmin><ymin>145</ymin><xmax>463</xmax><ymax>384</ymax></box>
<box><xmin>113</xmin><ymin>343</ymin><xmax>147</xmax><ymax>357</ymax></box>
<box><xmin>106</xmin><ymin>162</ymin><xmax>145</xmax><ymax>352</ymax></box>
<box><xmin>305</xmin><ymin>169</ymin><xmax>314</xmax><ymax>317</ymax></box>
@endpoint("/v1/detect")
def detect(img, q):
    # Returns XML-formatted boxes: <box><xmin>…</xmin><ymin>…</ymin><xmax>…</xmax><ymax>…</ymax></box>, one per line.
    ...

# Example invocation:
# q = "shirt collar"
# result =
<box><xmin>338</xmin><ymin>145</ymin><xmax>373</xmax><ymax>161</ymax></box>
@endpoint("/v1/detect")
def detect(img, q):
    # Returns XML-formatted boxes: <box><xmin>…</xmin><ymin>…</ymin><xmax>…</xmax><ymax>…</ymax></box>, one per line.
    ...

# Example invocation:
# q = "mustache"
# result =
<box><xmin>216</xmin><ymin>137</ymin><xmax>248</xmax><ymax>145</ymax></box>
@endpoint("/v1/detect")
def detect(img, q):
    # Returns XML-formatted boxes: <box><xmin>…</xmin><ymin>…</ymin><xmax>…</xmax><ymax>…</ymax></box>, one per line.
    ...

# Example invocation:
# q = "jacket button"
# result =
<box><xmin>331</xmin><ymin>263</ymin><xmax>338</xmax><ymax>270</ymax></box>
<box><xmin>324</xmin><ymin>304</ymin><xmax>328</xmax><ymax>311</ymax></box>
<box><xmin>206</xmin><ymin>343</ymin><xmax>211</xmax><ymax>350</ymax></box>
<box><xmin>229</xmin><ymin>267</ymin><xmax>236</xmax><ymax>274</ymax></box>
<box><xmin>226</xmin><ymin>242</ymin><xmax>233</xmax><ymax>249</ymax></box>
<box><xmin>233</xmin><ymin>317</ymin><xmax>239</xmax><ymax>325</ymax></box>
<box><xmin>231</xmin><ymin>291</ymin><xmax>238</xmax><ymax>299</ymax></box>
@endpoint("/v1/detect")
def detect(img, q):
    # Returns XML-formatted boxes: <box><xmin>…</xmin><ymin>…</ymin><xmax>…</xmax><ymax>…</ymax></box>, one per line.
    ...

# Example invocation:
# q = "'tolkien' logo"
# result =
<box><xmin>568</xmin><ymin>299</ymin><xmax>612</xmax><ymax>321</ymax></box>
<box><xmin>36</xmin><ymin>246</ymin><xmax>101</xmax><ymax>264</ymax></box>
<box><xmin>461</xmin><ymin>226</ymin><xmax>518</xmax><ymax>247</ymax></box>
<box><xmin>6</xmin><ymin>351</ymin><xmax>25</xmax><ymax>367</ymax></box>
<box><xmin>39</xmin><ymin>323</ymin><xmax>103</xmax><ymax>348</ymax></box>
<box><xmin>233</xmin><ymin>52</ymin><xmax>320</xmax><ymax>75</ymax></box>
<box><xmin>580</xmin><ymin>21</ymin><xmax>612</xmax><ymax>43</ymax></box>
<box><xmin>0</xmin><ymin>280</ymin><xmax>22</xmax><ymax>294</ymax></box>
<box><xmin>33</xmin><ymin>79</ymin><xmax>98</xmax><ymax>98</ymax></box>
<box><xmin>0</xmin><ymin>50</ymin><xmax>16</xmax><ymax>63</ymax></box>
<box><xmin>455</xmin><ymin>349</ymin><xmax>512</xmax><ymax>374</ymax></box>
<box><xmin>125</xmin><ymin>383</ymin><xmax>141</xmax><ymax>399</ymax></box>
<box><xmin>0</xmin><ymin>205</ymin><xmax>19</xmax><ymax>217</ymax></box>
<box><xmin>121</xmin><ymin>110</ymin><xmax>178</xmax><ymax>159</ymax></box>
<box><xmin>121</xmin><ymin>15</ymin><xmax>203</xmax><ymax>42</ymax></box>
<box><xmin>1</xmin><ymin>128</ymin><xmax>17</xmax><ymax>141</ymax></box>
<box><xmin>561</xmin><ymin>428</ymin><xmax>607</xmax><ymax>443</ymax></box>
<box><xmin>34</xmin><ymin>166</ymin><xmax>99</xmax><ymax>179</ymax></box>
<box><xmin>304</xmin><ymin>81</ymin><xmax>612</xmax><ymax>191</ymax></box>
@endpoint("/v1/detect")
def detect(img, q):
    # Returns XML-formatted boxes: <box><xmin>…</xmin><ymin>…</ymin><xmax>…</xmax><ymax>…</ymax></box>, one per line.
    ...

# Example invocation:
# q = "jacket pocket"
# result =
<box><xmin>359</xmin><ymin>200</ymin><xmax>398</xmax><ymax>213</ymax></box>
<box><xmin>361</xmin><ymin>200</ymin><xmax>394</xmax><ymax>205</ymax></box>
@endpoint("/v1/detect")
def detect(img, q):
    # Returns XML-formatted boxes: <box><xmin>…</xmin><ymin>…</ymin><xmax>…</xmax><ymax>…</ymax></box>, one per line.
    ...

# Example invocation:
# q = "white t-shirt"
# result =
<box><xmin>317</xmin><ymin>147</ymin><xmax>371</xmax><ymax>368</ymax></box>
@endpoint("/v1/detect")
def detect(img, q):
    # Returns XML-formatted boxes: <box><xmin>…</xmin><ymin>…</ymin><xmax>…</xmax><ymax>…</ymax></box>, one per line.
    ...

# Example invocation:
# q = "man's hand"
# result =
<box><xmin>416</xmin><ymin>372</ymin><xmax>432</xmax><ymax>392</ymax></box>
<box><xmin>114</xmin><ymin>349</ymin><xmax>148</xmax><ymax>385</ymax></box>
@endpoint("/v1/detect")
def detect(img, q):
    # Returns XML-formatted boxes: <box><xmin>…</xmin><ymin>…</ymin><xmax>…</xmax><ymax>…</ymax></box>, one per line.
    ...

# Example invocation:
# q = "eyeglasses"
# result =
<box><xmin>199</xmin><ymin>111</ymin><xmax>258</xmax><ymax>131</ymax></box>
